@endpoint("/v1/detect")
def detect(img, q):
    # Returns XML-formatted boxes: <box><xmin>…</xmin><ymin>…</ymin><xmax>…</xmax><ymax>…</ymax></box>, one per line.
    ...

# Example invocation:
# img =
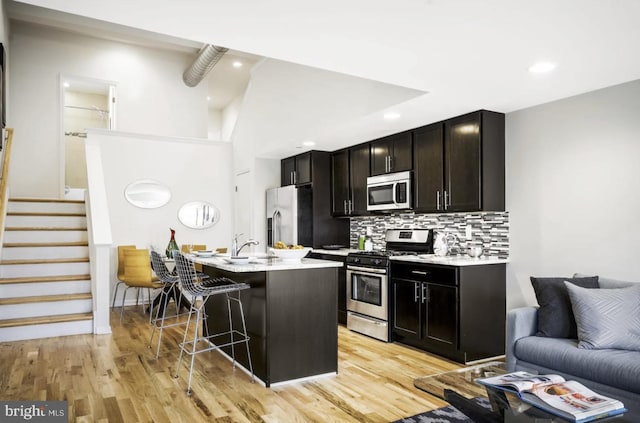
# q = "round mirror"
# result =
<box><xmin>124</xmin><ymin>179</ymin><xmax>171</xmax><ymax>209</ymax></box>
<box><xmin>178</xmin><ymin>201</ymin><xmax>220</xmax><ymax>229</ymax></box>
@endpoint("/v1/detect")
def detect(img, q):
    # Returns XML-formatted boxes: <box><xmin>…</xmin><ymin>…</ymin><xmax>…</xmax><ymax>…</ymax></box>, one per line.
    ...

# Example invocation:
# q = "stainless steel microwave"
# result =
<box><xmin>366</xmin><ymin>171</ymin><xmax>412</xmax><ymax>211</ymax></box>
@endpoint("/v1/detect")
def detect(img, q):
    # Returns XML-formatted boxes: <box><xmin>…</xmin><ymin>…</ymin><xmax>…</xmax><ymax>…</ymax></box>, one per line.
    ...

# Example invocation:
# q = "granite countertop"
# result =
<box><xmin>190</xmin><ymin>255</ymin><xmax>343</xmax><ymax>273</ymax></box>
<box><xmin>390</xmin><ymin>254</ymin><xmax>509</xmax><ymax>266</ymax></box>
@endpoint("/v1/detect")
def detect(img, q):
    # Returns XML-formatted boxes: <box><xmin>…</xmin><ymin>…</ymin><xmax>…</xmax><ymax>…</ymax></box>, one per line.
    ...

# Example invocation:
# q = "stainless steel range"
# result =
<box><xmin>346</xmin><ymin>228</ymin><xmax>434</xmax><ymax>342</ymax></box>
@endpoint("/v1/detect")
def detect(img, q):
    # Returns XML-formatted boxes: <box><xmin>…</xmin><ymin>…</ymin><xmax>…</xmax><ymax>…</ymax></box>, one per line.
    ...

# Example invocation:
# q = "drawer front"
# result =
<box><xmin>391</xmin><ymin>263</ymin><xmax>457</xmax><ymax>285</ymax></box>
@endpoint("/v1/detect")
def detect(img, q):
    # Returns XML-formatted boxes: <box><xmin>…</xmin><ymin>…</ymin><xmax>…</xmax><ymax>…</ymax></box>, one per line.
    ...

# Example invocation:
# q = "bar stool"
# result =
<box><xmin>173</xmin><ymin>252</ymin><xmax>254</xmax><ymax>396</ymax></box>
<box><xmin>148</xmin><ymin>251</ymin><xmax>191</xmax><ymax>358</ymax></box>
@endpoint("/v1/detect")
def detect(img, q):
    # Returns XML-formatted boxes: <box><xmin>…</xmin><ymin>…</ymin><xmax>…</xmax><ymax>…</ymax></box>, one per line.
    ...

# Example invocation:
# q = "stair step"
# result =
<box><xmin>3</xmin><ymin>229</ymin><xmax>88</xmax><ymax>243</ymax></box>
<box><xmin>7</xmin><ymin>212</ymin><xmax>86</xmax><ymax>217</ymax></box>
<box><xmin>5</xmin><ymin>227</ymin><xmax>88</xmax><ymax>231</ymax></box>
<box><xmin>0</xmin><ymin>293</ymin><xmax>92</xmax><ymax>306</ymax></box>
<box><xmin>3</xmin><ymin>242</ymin><xmax>89</xmax><ymax>247</ymax></box>
<box><xmin>0</xmin><ymin>274</ymin><xmax>91</xmax><ymax>284</ymax></box>
<box><xmin>0</xmin><ymin>312</ymin><xmax>92</xmax><ymax>328</ymax></box>
<box><xmin>0</xmin><ymin>258</ymin><xmax>89</xmax><ymax>265</ymax></box>
<box><xmin>7</xmin><ymin>199</ymin><xmax>86</xmax><ymax>214</ymax></box>
<box><xmin>1</xmin><ymin>244</ymin><xmax>89</xmax><ymax>260</ymax></box>
<box><xmin>0</xmin><ymin>261</ymin><xmax>90</xmax><ymax>278</ymax></box>
<box><xmin>9</xmin><ymin>198</ymin><xmax>85</xmax><ymax>204</ymax></box>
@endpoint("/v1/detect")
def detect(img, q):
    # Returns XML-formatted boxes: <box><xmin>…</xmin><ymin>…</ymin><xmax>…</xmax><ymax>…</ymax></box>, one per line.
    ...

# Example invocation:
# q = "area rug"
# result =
<box><xmin>392</xmin><ymin>396</ymin><xmax>492</xmax><ymax>423</ymax></box>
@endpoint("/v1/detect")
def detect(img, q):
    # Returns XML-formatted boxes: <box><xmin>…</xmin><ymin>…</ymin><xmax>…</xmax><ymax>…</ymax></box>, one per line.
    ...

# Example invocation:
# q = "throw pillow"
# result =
<box><xmin>530</xmin><ymin>276</ymin><xmax>599</xmax><ymax>338</ymax></box>
<box><xmin>565</xmin><ymin>282</ymin><xmax>640</xmax><ymax>350</ymax></box>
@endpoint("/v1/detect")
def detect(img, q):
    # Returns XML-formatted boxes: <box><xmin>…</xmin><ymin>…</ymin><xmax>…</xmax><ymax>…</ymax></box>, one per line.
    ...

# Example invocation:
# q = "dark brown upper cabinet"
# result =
<box><xmin>281</xmin><ymin>152</ymin><xmax>312</xmax><ymax>186</ymax></box>
<box><xmin>370</xmin><ymin>132</ymin><xmax>413</xmax><ymax>176</ymax></box>
<box><xmin>413</xmin><ymin>123</ymin><xmax>444</xmax><ymax>211</ymax></box>
<box><xmin>331</xmin><ymin>143</ymin><xmax>370</xmax><ymax>216</ymax></box>
<box><xmin>413</xmin><ymin>110</ymin><xmax>505</xmax><ymax>212</ymax></box>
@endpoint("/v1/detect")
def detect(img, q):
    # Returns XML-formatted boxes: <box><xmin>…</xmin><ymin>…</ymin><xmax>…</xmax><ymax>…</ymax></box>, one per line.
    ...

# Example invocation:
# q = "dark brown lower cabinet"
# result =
<box><xmin>391</xmin><ymin>261</ymin><xmax>505</xmax><ymax>363</ymax></box>
<box><xmin>203</xmin><ymin>265</ymin><xmax>338</xmax><ymax>386</ymax></box>
<box><xmin>308</xmin><ymin>252</ymin><xmax>347</xmax><ymax>325</ymax></box>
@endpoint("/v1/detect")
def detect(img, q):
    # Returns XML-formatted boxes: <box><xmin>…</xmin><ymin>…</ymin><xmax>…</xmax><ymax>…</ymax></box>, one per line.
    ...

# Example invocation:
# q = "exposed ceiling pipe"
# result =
<box><xmin>183</xmin><ymin>44</ymin><xmax>229</xmax><ymax>87</ymax></box>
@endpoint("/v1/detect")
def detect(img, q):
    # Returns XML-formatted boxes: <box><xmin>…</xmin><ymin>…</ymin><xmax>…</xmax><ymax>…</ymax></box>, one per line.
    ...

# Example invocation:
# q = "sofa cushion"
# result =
<box><xmin>565</xmin><ymin>283</ymin><xmax>640</xmax><ymax>350</ymax></box>
<box><xmin>530</xmin><ymin>276</ymin><xmax>599</xmax><ymax>338</ymax></box>
<box><xmin>573</xmin><ymin>273</ymin><xmax>638</xmax><ymax>289</ymax></box>
<box><xmin>515</xmin><ymin>336</ymin><xmax>640</xmax><ymax>394</ymax></box>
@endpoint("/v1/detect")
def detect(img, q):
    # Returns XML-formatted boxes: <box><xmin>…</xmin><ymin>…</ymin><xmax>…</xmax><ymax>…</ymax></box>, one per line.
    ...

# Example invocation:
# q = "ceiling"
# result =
<box><xmin>9</xmin><ymin>0</ymin><xmax>640</xmax><ymax>157</ymax></box>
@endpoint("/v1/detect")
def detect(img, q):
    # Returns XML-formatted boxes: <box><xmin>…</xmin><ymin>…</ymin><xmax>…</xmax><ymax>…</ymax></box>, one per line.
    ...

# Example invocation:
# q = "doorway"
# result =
<box><xmin>60</xmin><ymin>75</ymin><xmax>117</xmax><ymax>199</ymax></box>
<box><xmin>234</xmin><ymin>169</ymin><xmax>255</xmax><ymax>249</ymax></box>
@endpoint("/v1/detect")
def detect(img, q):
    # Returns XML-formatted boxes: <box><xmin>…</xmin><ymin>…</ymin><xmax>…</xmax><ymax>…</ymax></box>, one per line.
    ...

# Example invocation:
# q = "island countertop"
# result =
<box><xmin>190</xmin><ymin>256</ymin><xmax>343</xmax><ymax>273</ymax></box>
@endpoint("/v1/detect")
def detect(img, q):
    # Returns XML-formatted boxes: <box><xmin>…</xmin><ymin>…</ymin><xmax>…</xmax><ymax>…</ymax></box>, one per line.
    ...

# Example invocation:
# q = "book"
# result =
<box><xmin>476</xmin><ymin>371</ymin><xmax>626</xmax><ymax>423</ymax></box>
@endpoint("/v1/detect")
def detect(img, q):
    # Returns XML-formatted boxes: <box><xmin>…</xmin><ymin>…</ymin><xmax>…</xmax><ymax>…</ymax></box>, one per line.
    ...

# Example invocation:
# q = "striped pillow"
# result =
<box><xmin>565</xmin><ymin>282</ymin><xmax>640</xmax><ymax>350</ymax></box>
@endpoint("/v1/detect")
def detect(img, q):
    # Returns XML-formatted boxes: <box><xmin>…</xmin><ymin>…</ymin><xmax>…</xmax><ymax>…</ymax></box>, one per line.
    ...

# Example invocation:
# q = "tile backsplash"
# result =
<box><xmin>350</xmin><ymin>211</ymin><xmax>509</xmax><ymax>258</ymax></box>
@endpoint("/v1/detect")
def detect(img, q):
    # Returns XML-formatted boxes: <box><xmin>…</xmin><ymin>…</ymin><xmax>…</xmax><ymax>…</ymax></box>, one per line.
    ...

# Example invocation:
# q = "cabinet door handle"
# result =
<box><xmin>422</xmin><ymin>284</ymin><xmax>428</xmax><ymax>303</ymax></box>
<box><xmin>388</xmin><ymin>155</ymin><xmax>393</xmax><ymax>172</ymax></box>
<box><xmin>348</xmin><ymin>199</ymin><xmax>353</xmax><ymax>214</ymax></box>
<box><xmin>436</xmin><ymin>191</ymin><xmax>441</xmax><ymax>210</ymax></box>
<box><xmin>344</xmin><ymin>200</ymin><xmax>347</xmax><ymax>215</ymax></box>
<box><xmin>293</xmin><ymin>170</ymin><xmax>297</xmax><ymax>184</ymax></box>
<box><xmin>411</xmin><ymin>270</ymin><xmax>429</xmax><ymax>275</ymax></box>
<box><xmin>444</xmin><ymin>190</ymin><xmax>449</xmax><ymax>210</ymax></box>
<box><xmin>414</xmin><ymin>283</ymin><xmax>420</xmax><ymax>303</ymax></box>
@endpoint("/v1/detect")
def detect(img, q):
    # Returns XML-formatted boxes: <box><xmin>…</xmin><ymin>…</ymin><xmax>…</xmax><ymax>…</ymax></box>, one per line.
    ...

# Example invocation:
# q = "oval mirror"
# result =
<box><xmin>124</xmin><ymin>179</ymin><xmax>171</xmax><ymax>209</ymax></box>
<box><xmin>178</xmin><ymin>201</ymin><xmax>220</xmax><ymax>229</ymax></box>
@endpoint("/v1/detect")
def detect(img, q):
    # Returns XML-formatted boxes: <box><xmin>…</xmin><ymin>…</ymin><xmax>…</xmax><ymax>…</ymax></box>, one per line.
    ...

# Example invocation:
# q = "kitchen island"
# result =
<box><xmin>191</xmin><ymin>256</ymin><xmax>341</xmax><ymax>387</ymax></box>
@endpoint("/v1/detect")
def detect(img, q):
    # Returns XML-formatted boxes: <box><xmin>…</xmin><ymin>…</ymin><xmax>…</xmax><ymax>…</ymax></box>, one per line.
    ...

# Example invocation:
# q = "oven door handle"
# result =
<box><xmin>346</xmin><ymin>265</ymin><xmax>387</xmax><ymax>274</ymax></box>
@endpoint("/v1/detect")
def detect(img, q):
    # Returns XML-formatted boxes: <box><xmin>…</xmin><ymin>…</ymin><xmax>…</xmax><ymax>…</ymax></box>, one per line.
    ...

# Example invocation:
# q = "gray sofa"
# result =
<box><xmin>506</xmin><ymin>275</ymin><xmax>640</xmax><ymax>410</ymax></box>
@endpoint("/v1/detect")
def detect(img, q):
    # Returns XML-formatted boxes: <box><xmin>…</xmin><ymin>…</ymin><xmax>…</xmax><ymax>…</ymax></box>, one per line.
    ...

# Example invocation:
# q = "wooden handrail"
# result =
<box><xmin>0</xmin><ymin>128</ymin><xmax>15</xmax><ymax>237</ymax></box>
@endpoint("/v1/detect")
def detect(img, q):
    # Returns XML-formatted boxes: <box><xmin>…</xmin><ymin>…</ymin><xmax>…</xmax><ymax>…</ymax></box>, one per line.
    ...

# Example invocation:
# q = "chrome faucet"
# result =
<box><xmin>231</xmin><ymin>234</ymin><xmax>259</xmax><ymax>256</ymax></box>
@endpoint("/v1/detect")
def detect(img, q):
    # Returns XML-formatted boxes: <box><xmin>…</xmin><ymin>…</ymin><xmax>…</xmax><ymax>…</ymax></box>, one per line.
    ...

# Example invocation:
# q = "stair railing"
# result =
<box><xmin>0</xmin><ymin>128</ymin><xmax>15</xmax><ymax>253</ymax></box>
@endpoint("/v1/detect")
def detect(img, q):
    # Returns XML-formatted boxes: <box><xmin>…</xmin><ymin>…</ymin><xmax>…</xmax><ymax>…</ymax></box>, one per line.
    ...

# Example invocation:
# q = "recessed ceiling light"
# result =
<box><xmin>232</xmin><ymin>61</ymin><xmax>243</xmax><ymax>68</ymax></box>
<box><xmin>384</xmin><ymin>112</ymin><xmax>401</xmax><ymax>120</ymax></box>
<box><xmin>206</xmin><ymin>96</ymin><xmax>211</xmax><ymax>101</ymax></box>
<box><xmin>528</xmin><ymin>61</ymin><xmax>557</xmax><ymax>73</ymax></box>
<box><xmin>302</xmin><ymin>140</ymin><xmax>316</xmax><ymax>147</ymax></box>
<box><xmin>63</xmin><ymin>82</ymin><xmax>70</xmax><ymax>88</ymax></box>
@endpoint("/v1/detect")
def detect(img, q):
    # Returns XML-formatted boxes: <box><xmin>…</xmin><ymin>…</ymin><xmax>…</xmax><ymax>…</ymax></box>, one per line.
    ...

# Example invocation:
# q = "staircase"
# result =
<box><xmin>0</xmin><ymin>198</ymin><xmax>93</xmax><ymax>342</ymax></box>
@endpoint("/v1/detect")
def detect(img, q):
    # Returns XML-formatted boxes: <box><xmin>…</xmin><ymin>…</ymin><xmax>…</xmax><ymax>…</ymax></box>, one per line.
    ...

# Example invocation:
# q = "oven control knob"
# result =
<box><xmin>353</xmin><ymin>257</ymin><xmax>360</xmax><ymax>263</ymax></box>
<box><xmin>374</xmin><ymin>259</ymin><xmax>382</xmax><ymax>265</ymax></box>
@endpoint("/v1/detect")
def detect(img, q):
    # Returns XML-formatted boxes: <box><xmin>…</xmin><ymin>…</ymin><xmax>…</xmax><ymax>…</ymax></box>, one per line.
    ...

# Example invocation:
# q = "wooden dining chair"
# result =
<box><xmin>181</xmin><ymin>244</ymin><xmax>207</xmax><ymax>272</ymax></box>
<box><xmin>120</xmin><ymin>248</ymin><xmax>164</xmax><ymax>322</ymax></box>
<box><xmin>112</xmin><ymin>245</ymin><xmax>136</xmax><ymax>310</ymax></box>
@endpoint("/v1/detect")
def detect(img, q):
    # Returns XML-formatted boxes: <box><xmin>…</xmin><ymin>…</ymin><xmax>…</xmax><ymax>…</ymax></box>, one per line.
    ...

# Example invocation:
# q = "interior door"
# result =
<box><xmin>235</xmin><ymin>169</ymin><xmax>253</xmax><ymax>250</ymax></box>
<box><xmin>60</xmin><ymin>75</ymin><xmax>117</xmax><ymax>198</ymax></box>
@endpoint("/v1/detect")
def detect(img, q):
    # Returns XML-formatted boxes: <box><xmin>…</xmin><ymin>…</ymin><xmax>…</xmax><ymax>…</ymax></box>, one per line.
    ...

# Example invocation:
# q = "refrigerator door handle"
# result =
<box><xmin>273</xmin><ymin>209</ymin><xmax>281</xmax><ymax>244</ymax></box>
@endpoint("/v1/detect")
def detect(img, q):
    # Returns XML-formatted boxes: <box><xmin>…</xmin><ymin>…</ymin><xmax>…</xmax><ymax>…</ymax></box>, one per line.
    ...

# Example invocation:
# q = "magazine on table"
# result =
<box><xmin>475</xmin><ymin>371</ymin><xmax>626</xmax><ymax>422</ymax></box>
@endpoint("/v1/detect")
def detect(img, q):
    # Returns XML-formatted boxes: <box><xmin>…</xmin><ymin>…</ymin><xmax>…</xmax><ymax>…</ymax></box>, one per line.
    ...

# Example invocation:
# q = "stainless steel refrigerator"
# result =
<box><xmin>266</xmin><ymin>185</ymin><xmax>313</xmax><ymax>248</ymax></box>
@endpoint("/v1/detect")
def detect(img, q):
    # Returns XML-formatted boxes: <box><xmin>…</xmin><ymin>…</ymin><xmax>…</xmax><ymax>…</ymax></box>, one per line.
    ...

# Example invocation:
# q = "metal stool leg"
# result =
<box><xmin>229</xmin><ymin>292</ymin><xmax>254</xmax><ymax>381</ymax></box>
<box><xmin>148</xmin><ymin>284</ymin><xmax>172</xmax><ymax>357</ymax></box>
<box><xmin>175</xmin><ymin>295</ymin><xmax>196</xmax><ymax>381</ymax></box>
<box><xmin>236</xmin><ymin>292</ymin><xmax>254</xmax><ymax>382</ymax></box>
<box><xmin>185</xmin><ymin>303</ymin><xmax>202</xmax><ymax>396</ymax></box>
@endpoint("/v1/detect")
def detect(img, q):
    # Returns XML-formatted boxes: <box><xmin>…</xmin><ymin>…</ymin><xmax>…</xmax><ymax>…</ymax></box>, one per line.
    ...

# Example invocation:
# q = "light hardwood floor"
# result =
<box><xmin>0</xmin><ymin>306</ymin><xmax>462</xmax><ymax>422</ymax></box>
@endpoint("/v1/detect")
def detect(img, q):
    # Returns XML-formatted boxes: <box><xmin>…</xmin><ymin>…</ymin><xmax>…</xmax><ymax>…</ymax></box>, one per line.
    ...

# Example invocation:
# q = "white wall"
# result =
<box><xmin>88</xmin><ymin>130</ymin><xmax>234</xmax><ymax>304</ymax></box>
<box><xmin>207</xmin><ymin>108</ymin><xmax>222</xmax><ymax>140</ymax></box>
<box><xmin>8</xmin><ymin>22</ymin><xmax>208</xmax><ymax>198</ymax></box>
<box><xmin>506</xmin><ymin>79</ymin><xmax>640</xmax><ymax>309</ymax></box>
<box><xmin>222</xmin><ymin>95</ymin><xmax>242</xmax><ymax>142</ymax></box>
